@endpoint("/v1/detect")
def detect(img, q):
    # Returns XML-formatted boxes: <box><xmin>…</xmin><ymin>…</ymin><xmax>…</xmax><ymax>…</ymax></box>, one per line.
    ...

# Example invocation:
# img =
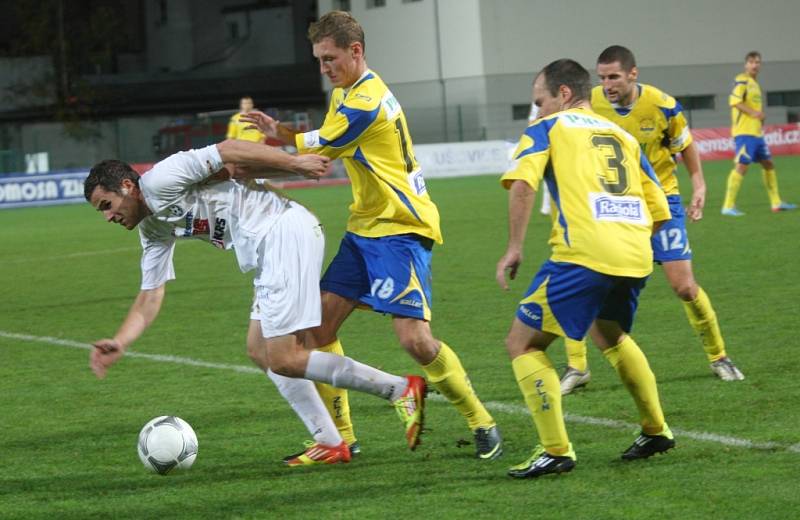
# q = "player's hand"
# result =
<box><xmin>754</xmin><ymin>110</ymin><xmax>766</xmax><ymax>121</ymax></box>
<box><xmin>240</xmin><ymin>110</ymin><xmax>278</xmax><ymax>136</ymax></box>
<box><xmin>90</xmin><ymin>338</ymin><xmax>125</xmax><ymax>379</ymax></box>
<box><xmin>496</xmin><ymin>248</ymin><xmax>523</xmax><ymax>290</ymax></box>
<box><xmin>292</xmin><ymin>154</ymin><xmax>331</xmax><ymax>179</ymax></box>
<box><xmin>206</xmin><ymin>164</ymin><xmax>234</xmax><ymax>183</ymax></box>
<box><xmin>687</xmin><ymin>186</ymin><xmax>706</xmax><ymax>222</ymax></box>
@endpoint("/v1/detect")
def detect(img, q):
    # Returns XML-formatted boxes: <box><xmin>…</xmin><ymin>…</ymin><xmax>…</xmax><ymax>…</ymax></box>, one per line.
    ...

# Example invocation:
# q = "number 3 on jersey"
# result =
<box><xmin>591</xmin><ymin>134</ymin><xmax>629</xmax><ymax>195</ymax></box>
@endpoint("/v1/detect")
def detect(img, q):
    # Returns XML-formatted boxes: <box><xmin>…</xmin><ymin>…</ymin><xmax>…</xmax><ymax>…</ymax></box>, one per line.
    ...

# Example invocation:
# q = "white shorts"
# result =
<box><xmin>249</xmin><ymin>202</ymin><xmax>324</xmax><ymax>339</ymax></box>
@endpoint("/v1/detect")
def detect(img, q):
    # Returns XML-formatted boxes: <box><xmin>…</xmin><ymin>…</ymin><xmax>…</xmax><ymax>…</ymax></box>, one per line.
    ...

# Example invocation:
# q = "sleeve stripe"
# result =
<box><xmin>320</xmin><ymin>105</ymin><xmax>380</xmax><ymax>148</ymax></box>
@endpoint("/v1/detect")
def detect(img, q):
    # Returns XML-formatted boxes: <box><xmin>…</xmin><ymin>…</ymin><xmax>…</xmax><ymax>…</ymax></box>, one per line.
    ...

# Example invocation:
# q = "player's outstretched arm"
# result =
<box><xmin>496</xmin><ymin>180</ymin><xmax>536</xmax><ymax>290</ymax></box>
<box><xmin>681</xmin><ymin>142</ymin><xmax>706</xmax><ymax>222</ymax></box>
<box><xmin>238</xmin><ymin>110</ymin><xmax>299</xmax><ymax>145</ymax></box>
<box><xmin>216</xmin><ymin>139</ymin><xmax>330</xmax><ymax>179</ymax></box>
<box><xmin>90</xmin><ymin>285</ymin><xmax>166</xmax><ymax>379</ymax></box>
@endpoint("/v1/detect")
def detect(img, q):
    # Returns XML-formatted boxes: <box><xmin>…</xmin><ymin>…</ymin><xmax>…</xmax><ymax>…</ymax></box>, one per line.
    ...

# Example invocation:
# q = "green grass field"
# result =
<box><xmin>2</xmin><ymin>157</ymin><xmax>799</xmax><ymax>519</ymax></box>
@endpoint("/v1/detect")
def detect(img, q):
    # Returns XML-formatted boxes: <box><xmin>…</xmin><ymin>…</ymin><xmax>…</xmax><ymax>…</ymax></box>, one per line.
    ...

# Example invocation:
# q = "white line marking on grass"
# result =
<box><xmin>4</xmin><ymin>247</ymin><xmax>139</xmax><ymax>264</ymax></box>
<box><xmin>2</xmin><ymin>329</ymin><xmax>794</xmax><ymax>454</ymax></box>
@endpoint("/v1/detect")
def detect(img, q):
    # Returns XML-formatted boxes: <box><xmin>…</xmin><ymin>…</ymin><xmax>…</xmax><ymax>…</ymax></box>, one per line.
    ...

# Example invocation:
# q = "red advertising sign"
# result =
<box><xmin>692</xmin><ymin>123</ymin><xmax>800</xmax><ymax>161</ymax></box>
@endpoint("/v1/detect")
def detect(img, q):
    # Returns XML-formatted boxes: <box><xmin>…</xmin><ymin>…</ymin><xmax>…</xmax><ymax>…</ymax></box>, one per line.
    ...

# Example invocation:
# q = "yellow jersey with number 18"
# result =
<box><xmin>295</xmin><ymin>70</ymin><xmax>442</xmax><ymax>244</ymax></box>
<box><xmin>501</xmin><ymin>108</ymin><xmax>671</xmax><ymax>278</ymax></box>
<box><xmin>591</xmin><ymin>84</ymin><xmax>692</xmax><ymax>196</ymax></box>
<box><xmin>729</xmin><ymin>73</ymin><xmax>763</xmax><ymax>137</ymax></box>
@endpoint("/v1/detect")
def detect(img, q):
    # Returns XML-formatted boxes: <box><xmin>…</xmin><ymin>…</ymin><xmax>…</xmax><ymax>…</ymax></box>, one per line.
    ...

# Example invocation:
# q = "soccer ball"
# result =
<box><xmin>137</xmin><ymin>416</ymin><xmax>198</xmax><ymax>475</ymax></box>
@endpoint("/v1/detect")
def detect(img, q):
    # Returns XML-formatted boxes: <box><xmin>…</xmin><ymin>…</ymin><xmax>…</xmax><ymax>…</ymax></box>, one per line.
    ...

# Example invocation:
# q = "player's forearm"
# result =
<box><xmin>507</xmin><ymin>181</ymin><xmax>536</xmax><ymax>251</ymax></box>
<box><xmin>732</xmin><ymin>102</ymin><xmax>758</xmax><ymax>118</ymax></box>
<box><xmin>113</xmin><ymin>286</ymin><xmax>165</xmax><ymax>349</ymax></box>
<box><xmin>682</xmin><ymin>142</ymin><xmax>706</xmax><ymax>192</ymax></box>
<box><xmin>216</xmin><ymin>139</ymin><xmax>298</xmax><ymax>174</ymax></box>
<box><xmin>233</xmin><ymin>165</ymin><xmax>296</xmax><ymax>180</ymax></box>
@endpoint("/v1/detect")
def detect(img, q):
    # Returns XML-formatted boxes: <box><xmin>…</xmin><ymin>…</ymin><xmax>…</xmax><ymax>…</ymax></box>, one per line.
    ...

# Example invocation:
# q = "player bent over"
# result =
<box><xmin>242</xmin><ymin>11</ymin><xmax>501</xmax><ymax>460</ymax></box>
<box><xmin>558</xmin><ymin>45</ymin><xmax>745</xmax><ymax>395</ymax></box>
<box><xmin>84</xmin><ymin>139</ymin><xmax>426</xmax><ymax>466</ymax></box>
<box><xmin>496</xmin><ymin>59</ymin><xmax>675</xmax><ymax>478</ymax></box>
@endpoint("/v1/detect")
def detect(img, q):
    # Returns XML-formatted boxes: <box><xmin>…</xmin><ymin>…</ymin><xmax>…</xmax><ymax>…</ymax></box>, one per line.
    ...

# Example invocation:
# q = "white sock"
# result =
<box><xmin>266</xmin><ymin>369</ymin><xmax>342</xmax><ymax>446</ymax></box>
<box><xmin>305</xmin><ymin>351</ymin><xmax>408</xmax><ymax>401</ymax></box>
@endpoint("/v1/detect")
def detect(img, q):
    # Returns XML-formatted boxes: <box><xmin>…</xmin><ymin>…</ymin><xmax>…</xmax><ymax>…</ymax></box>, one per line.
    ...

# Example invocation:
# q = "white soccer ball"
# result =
<box><xmin>137</xmin><ymin>416</ymin><xmax>198</xmax><ymax>475</ymax></box>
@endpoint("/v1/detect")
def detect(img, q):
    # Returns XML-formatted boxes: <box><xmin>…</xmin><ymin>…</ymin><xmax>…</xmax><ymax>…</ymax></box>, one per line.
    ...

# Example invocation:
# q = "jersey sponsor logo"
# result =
<box><xmin>303</xmin><ymin>130</ymin><xmax>321</xmax><ymax>149</ymax></box>
<box><xmin>639</xmin><ymin>118</ymin><xmax>656</xmax><ymax>133</ymax></box>
<box><xmin>408</xmin><ymin>169</ymin><xmax>427</xmax><ymax>195</ymax></box>
<box><xmin>168</xmin><ymin>205</ymin><xmax>184</xmax><ymax>217</ymax></box>
<box><xmin>381</xmin><ymin>91</ymin><xmax>402</xmax><ymax>120</ymax></box>
<box><xmin>211</xmin><ymin>217</ymin><xmax>226</xmax><ymax>248</ymax></box>
<box><xmin>560</xmin><ymin>112</ymin><xmax>616</xmax><ymax>130</ymax></box>
<box><xmin>589</xmin><ymin>193</ymin><xmax>647</xmax><ymax>224</ymax></box>
<box><xmin>353</xmin><ymin>93</ymin><xmax>372</xmax><ymax>103</ymax></box>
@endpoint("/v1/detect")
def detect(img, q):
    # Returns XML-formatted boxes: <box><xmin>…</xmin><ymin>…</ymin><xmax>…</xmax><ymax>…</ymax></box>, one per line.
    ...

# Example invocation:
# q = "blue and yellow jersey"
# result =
<box><xmin>591</xmin><ymin>84</ymin><xmax>691</xmax><ymax>196</ymax></box>
<box><xmin>501</xmin><ymin>108</ymin><xmax>671</xmax><ymax>278</ymax></box>
<box><xmin>226</xmin><ymin>112</ymin><xmax>266</xmax><ymax>143</ymax></box>
<box><xmin>729</xmin><ymin>73</ymin><xmax>763</xmax><ymax>137</ymax></box>
<box><xmin>295</xmin><ymin>70</ymin><xmax>441</xmax><ymax>243</ymax></box>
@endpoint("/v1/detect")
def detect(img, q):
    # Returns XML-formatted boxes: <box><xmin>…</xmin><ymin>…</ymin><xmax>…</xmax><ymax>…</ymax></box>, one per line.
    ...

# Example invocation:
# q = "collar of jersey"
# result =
<box><xmin>342</xmin><ymin>69</ymin><xmax>374</xmax><ymax>98</ymax></box>
<box><xmin>610</xmin><ymin>84</ymin><xmax>642</xmax><ymax>113</ymax></box>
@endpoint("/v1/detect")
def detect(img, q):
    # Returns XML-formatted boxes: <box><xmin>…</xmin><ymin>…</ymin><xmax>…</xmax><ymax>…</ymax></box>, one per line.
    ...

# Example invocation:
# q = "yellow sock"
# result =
<box><xmin>314</xmin><ymin>340</ymin><xmax>357</xmax><ymax>445</ymax></box>
<box><xmin>512</xmin><ymin>351</ymin><xmax>570</xmax><ymax>455</ymax></box>
<box><xmin>723</xmin><ymin>170</ymin><xmax>744</xmax><ymax>210</ymax></box>
<box><xmin>682</xmin><ymin>287</ymin><xmax>727</xmax><ymax>362</ymax></box>
<box><xmin>603</xmin><ymin>337</ymin><xmax>666</xmax><ymax>435</ymax></box>
<box><xmin>421</xmin><ymin>342</ymin><xmax>494</xmax><ymax>431</ymax></box>
<box><xmin>565</xmin><ymin>338</ymin><xmax>588</xmax><ymax>372</ymax></box>
<box><xmin>762</xmin><ymin>169</ymin><xmax>782</xmax><ymax>208</ymax></box>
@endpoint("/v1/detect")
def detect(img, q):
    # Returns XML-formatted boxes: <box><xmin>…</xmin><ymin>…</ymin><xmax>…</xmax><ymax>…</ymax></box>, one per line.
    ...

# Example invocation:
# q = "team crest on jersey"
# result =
<box><xmin>168</xmin><ymin>205</ymin><xmax>184</xmax><ymax>217</ymax></box>
<box><xmin>639</xmin><ymin>118</ymin><xmax>656</xmax><ymax>133</ymax></box>
<box><xmin>589</xmin><ymin>193</ymin><xmax>647</xmax><ymax>225</ymax></box>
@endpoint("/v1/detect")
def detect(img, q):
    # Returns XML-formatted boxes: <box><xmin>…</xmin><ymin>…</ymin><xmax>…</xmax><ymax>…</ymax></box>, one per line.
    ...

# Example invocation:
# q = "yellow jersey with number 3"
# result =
<box><xmin>729</xmin><ymin>73</ymin><xmax>763</xmax><ymax>137</ymax></box>
<box><xmin>295</xmin><ymin>70</ymin><xmax>442</xmax><ymax>243</ymax></box>
<box><xmin>591</xmin><ymin>84</ymin><xmax>692</xmax><ymax>196</ymax></box>
<box><xmin>501</xmin><ymin>108</ymin><xmax>671</xmax><ymax>278</ymax></box>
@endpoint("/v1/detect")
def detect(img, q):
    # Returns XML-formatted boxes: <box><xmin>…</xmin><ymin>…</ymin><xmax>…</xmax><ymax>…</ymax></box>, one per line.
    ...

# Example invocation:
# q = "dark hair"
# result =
<box><xmin>84</xmin><ymin>160</ymin><xmax>140</xmax><ymax>201</ymax></box>
<box><xmin>745</xmin><ymin>50</ymin><xmax>761</xmax><ymax>61</ymax></box>
<box><xmin>537</xmin><ymin>59</ymin><xmax>591</xmax><ymax>101</ymax></box>
<box><xmin>308</xmin><ymin>11</ymin><xmax>365</xmax><ymax>50</ymax></box>
<box><xmin>597</xmin><ymin>45</ymin><xmax>637</xmax><ymax>72</ymax></box>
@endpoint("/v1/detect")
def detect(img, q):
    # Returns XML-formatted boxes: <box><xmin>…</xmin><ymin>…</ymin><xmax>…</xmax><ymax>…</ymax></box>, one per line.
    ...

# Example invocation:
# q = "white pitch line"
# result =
<box><xmin>4</xmin><ymin>247</ymin><xmax>140</xmax><ymax>265</ymax></box>
<box><xmin>2</xmin><ymin>330</ymin><xmax>795</xmax><ymax>454</ymax></box>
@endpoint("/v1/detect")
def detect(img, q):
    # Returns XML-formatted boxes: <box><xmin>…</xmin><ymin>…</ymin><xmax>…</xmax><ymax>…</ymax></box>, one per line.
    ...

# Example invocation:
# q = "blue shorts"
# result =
<box><xmin>651</xmin><ymin>194</ymin><xmax>692</xmax><ymax>263</ymax></box>
<box><xmin>734</xmin><ymin>135</ymin><xmax>772</xmax><ymax>165</ymax></box>
<box><xmin>516</xmin><ymin>261</ymin><xmax>647</xmax><ymax>340</ymax></box>
<box><xmin>321</xmin><ymin>232</ymin><xmax>434</xmax><ymax>320</ymax></box>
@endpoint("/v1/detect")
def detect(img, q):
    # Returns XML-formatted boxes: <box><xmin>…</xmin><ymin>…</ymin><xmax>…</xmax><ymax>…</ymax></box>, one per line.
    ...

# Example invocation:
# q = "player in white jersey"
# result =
<box><xmin>84</xmin><ymin>139</ymin><xmax>428</xmax><ymax>466</ymax></box>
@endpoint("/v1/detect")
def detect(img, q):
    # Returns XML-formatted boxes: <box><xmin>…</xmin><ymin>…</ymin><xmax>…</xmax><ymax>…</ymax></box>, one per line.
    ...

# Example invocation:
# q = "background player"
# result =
<box><xmin>558</xmin><ymin>45</ymin><xmax>744</xmax><ymax>395</ymax></box>
<box><xmin>226</xmin><ymin>96</ymin><xmax>266</xmax><ymax>143</ymax></box>
<box><xmin>722</xmin><ymin>51</ymin><xmax>796</xmax><ymax>216</ymax></box>
<box><xmin>84</xmin><ymin>139</ymin><xmax>428</xmax><ymax>467</ymax></box>
<box><xmin>497</xmin><ymin>58</ymin><xmax>675</xmax><ymax>478</ymax></box>
<box><xmin>242</xmin><ymin>11</ymin><xmax>502</xmax><ymax>460</ymax></box>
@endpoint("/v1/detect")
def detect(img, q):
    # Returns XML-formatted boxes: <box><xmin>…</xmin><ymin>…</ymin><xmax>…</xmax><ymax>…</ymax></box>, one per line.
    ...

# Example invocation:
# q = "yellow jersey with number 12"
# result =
<box><xmin>501</xmin><ymin>108</ymin><xmax>671</xmax><ymax>278</ymax></box>
<box><xmin>296</xmin><ymin>70</ymin><xmax>442</xmax><ymax>244</ymax></box>
<box><xmin>729</xmin><ymin>73</ymin><xmax>763</xmax><ymax>137</ymax></box>
<box><xmin>591</xmin><ymin>84</ymin><xmax>692</xmax><ymax>196</ymax></box>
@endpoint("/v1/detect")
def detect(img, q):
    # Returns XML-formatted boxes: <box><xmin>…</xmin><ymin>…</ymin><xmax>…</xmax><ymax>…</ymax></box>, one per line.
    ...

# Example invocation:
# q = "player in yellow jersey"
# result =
<box><xmin>497</xmin><ymin>59</ymin><xmax>675</xmax><ymax>478</ymax></box>
<box><xmin>722</xmin><ymin>51</ymin><xmax>796</xmax><ymax>216</ymax></box>
<box><xmin>556</xmin><ymin>45</ymin><xmax>745</xmax><ymax>395</ymax></box>
<box><xmin>226</xmin><ymin>96</ymin><xmax>266</xmax><ymax>143</ymax></box>
<box><xmin>242</xmin><ymin>11</ymin><xmax>501</xmax><ymax>461</ymax></box>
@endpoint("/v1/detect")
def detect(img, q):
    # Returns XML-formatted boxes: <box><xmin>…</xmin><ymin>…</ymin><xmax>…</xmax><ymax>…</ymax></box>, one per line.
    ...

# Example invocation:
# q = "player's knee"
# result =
<box><xmin>398</xmin><ymin>332</ymin><xmax>438</xmax><ymax>364</ymax></box>
<box><xmin>267</xmin><ymin>352</ymin><xmax>304</xmax><ymax>378</ymax></box>
<box><xmin>672</xmin><ymin>281</ymin><xmax>698</xmax><ymax>301</ymax></box>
